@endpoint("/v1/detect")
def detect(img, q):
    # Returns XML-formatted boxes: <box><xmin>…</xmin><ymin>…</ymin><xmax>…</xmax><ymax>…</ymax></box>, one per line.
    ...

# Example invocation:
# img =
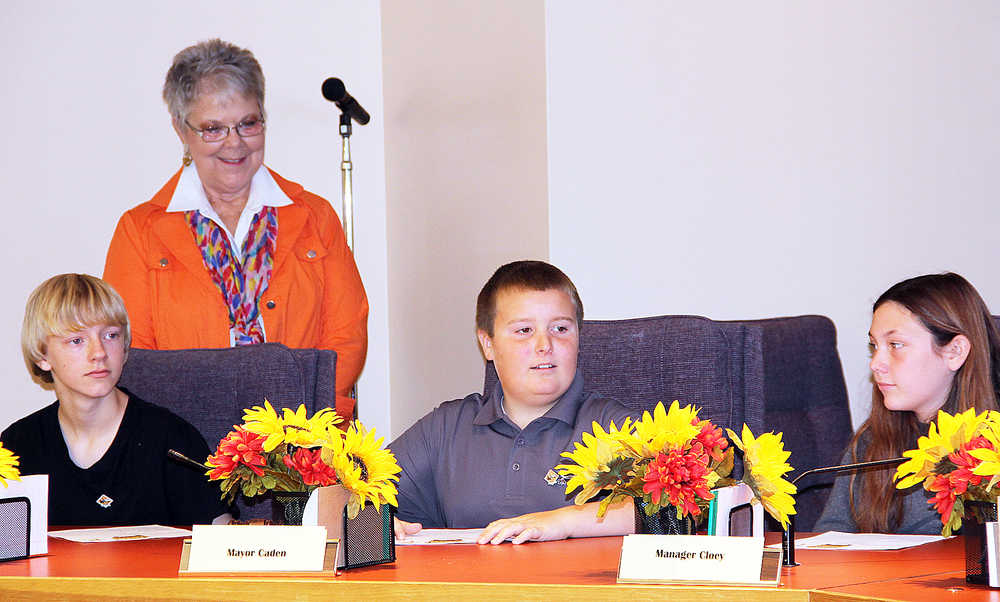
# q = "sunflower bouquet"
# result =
<box><xmin>895</xmin><ymin>408</ymin><xmax>1000</xmax><ymax>536</ymax></box>
<box><xmin>556</xmin><ymin>400</ymin><xmax>796</xmax><ymax>529</ymax></box>
<box><xmin>205</xmin><ymin>401</ymin><xmax>401</xmax><ymax>519</ymax></box>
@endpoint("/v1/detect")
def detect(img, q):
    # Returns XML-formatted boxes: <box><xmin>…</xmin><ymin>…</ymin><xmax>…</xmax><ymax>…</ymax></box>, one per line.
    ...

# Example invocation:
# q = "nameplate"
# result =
<box><xmin>186</xmin><ymin>525</ymin><xmax>328</xmax><ymax>572</ymax></box>
<box><xmin>618</xmin><ymin>534</ymin><xmax>766</xmax><ymax>585</ymax></box>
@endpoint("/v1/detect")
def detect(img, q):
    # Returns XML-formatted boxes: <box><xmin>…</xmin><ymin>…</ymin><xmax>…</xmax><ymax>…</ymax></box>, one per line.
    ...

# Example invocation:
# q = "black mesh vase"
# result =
<box><xmin>635</xmin><ymin>498</ymin><xmax>695</xmax><ymax>535</ymax></box>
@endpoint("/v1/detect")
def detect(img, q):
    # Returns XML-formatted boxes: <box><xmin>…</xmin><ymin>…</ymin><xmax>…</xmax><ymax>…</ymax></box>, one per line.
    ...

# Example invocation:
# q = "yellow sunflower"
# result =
<box><xmin>280</xmin><ymin>405</ymin><xmax>343</xmax><ymax>448</ymax></box>
<box><xmin>630</xmin><ymin>400</ymin><xmax>701</xmax><ymax>457</ymax></box>
<box><xmin>895</xmin><ymin>407</ymin><xmax>988</xmax><ymax>489</ymax></box>
<box><xmin>0</xmin><ymin>443</ymin><xmax>20</xmax><ymax>487</ymax></box>
<box><xmin>323</xmin><ymin>422</ymin><xmax>401</xmax><ymax>519</ymax></box>
<box><xmin>556</xmin><ymin>418</ymin><xmax>633</xmax><ymax>506</ymax></box>
<box><xmin>969</xmin><ymin>413</ymin><xmax>1000</xmax><ymax>489</ymax></box>
<box><xmin>305</xmin><ymin>407</ymin><xmax>344</xmax><ymax>440</ymax></box>
<box><xmin>242</xmin><ymin>400</ymin><xmax>286</xmax><ymax>452</ymax></box>
<box><xmin>726</xmin><ymin>424</ymin><xmax>796</xmax><ymax>530</ymax></box>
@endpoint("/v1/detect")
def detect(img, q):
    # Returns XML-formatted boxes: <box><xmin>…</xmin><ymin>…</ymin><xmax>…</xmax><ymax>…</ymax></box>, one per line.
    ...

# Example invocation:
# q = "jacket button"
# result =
<box><xmin>306</xmin><ymin>249</ymin><xmax>317</xmax><ymax>259</ymax></box>
<box><xmin>159</xmin><ymin>258</ymin><xmax>169</xmax><ymax>267</ymax></box>
<box><xmin>266</xmin><ymin>300</ymin><xmax>276</xmax><ymax>309</ymax></box>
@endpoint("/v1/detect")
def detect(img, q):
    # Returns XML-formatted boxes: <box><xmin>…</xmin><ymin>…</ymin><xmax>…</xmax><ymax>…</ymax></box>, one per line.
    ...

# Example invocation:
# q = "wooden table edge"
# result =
<box><xmin>0</xmin><ymin>575</ymin><xmax>915</xmax><ymax>601</ymax></box>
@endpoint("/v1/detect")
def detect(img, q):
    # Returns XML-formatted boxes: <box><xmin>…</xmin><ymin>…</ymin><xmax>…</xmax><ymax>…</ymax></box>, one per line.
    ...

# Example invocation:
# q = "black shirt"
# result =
<box><xmin>1</xmin><ymin>392</ymin><xmax>228</xmax><ymax>526</ymax></box>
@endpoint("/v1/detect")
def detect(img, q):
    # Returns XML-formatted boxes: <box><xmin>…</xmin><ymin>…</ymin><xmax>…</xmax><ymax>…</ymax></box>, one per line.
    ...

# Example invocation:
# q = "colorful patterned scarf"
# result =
<box><xmin>185</xmin><ymin>207</ymin><xmax>278</xmax><ymax>345</ymax></box>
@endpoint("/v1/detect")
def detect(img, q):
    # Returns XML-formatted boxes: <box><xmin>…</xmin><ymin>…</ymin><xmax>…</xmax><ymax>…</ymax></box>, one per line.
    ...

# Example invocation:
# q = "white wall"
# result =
<box><xmin>0</xmin><ymin>2</ymin><xmax>390</xmax><ymax>436</ymax></box>
<box><xmin>6</xmin><ymin>1</ymin><xmax>998</xmax><ymax>443</ymax></box>
<box><xmin>546</xmin><ymin>1</ymin><xmax>1000</xmax><ymax>426</ymax></box>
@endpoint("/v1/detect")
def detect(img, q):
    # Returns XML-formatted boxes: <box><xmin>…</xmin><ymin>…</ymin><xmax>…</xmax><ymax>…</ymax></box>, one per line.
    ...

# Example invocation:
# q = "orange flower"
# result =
<box><xmin>283</xmin><ymin>448</ymin><xmax>338</xmax><ymax>487</ymax></box>
<box><xmin>206</xmin><ymin>428</ymin><xmax>267</xmax><ymax>480</ymax></box>
<box><xmin>641</xmin><ymin>448</ymin><xmax>713</xmax><ymax>518</ymax></box>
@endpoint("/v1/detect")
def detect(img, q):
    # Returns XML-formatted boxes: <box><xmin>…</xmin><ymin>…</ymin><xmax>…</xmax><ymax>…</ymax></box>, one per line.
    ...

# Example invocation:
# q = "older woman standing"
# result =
<box><xmin>104</xmin><ymin>39</ymin><xmax>367</xmax><ymax>419</ymax></box>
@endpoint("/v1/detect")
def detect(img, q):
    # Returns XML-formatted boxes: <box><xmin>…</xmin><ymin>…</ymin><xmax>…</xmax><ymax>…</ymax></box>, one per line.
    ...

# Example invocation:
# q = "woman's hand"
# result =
<box><xmin>394</xmin><ymin>516</ymin><xmax>423</xmax><ymax>540</ymax></box>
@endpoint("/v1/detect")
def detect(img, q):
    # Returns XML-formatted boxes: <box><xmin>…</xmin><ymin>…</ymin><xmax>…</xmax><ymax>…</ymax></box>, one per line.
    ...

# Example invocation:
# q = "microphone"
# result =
<box><xmin>168</xmin><ymin>448</ymin><xmax>210</xmax><ymax>471</ymax></box>
<box><xmin>322</xmin><ymin>77</ymin><xmax>370</xmax><ymax>125</ymax></box>
<box><xmin>782</xmin><ymin>457</ymin><xmax>906</xmax><ymax>566</ymax></box>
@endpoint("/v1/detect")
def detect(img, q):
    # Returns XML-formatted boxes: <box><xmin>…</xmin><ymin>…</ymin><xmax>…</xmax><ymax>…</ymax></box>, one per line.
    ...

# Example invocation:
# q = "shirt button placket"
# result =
<box><xmin>508</xmin><ymin>433</ymin><xmax>528</xmax><ymax>498</ymax></box>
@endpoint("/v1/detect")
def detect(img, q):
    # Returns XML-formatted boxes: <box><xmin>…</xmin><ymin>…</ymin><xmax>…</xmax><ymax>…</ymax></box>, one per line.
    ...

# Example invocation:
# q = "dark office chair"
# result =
<box><xmin>119</xmin><ymin>342</ymin><xmax>337</xmax><ymax>518</ymax></box>
<box><xmin>484</xmin><ymin>314</ymin><xmax>767</xmax><ymax>453</ymax></box>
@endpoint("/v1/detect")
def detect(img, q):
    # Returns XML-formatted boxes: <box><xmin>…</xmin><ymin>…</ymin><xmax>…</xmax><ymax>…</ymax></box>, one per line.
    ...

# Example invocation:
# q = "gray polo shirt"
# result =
<box><xmin>389</xmin><ymin>370</ymin><xmax>633</xmax><ymax>528</ymax></box>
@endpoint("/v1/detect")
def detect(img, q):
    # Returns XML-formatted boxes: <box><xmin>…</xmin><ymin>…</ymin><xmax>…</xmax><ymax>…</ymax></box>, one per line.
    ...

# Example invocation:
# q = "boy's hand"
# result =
<box><xmin>394</xmin><ymin>516</ymin><xmax>423</xmax><ymax>540</ymax></box>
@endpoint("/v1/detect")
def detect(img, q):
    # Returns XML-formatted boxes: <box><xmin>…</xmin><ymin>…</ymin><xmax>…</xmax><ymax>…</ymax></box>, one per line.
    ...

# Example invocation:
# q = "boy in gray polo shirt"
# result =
<box><xmin>391</xmin><ymin>261</ymin><xmax>636</xmax><ymax>544</ymax></box>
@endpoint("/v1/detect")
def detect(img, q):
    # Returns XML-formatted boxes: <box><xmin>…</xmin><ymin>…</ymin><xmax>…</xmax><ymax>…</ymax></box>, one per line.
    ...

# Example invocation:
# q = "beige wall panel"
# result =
<box><xmin>381</xmin><ymin>0</ymin><xmax>549</xmax><ymax>436</ymax></box>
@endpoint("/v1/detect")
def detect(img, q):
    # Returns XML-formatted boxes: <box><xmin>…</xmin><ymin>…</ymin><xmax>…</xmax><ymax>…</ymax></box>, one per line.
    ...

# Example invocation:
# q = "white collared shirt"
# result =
<box><xmin>165</xmin><ymin>163</ymin><xmax>292</xmax><ymax>261</ymax></box>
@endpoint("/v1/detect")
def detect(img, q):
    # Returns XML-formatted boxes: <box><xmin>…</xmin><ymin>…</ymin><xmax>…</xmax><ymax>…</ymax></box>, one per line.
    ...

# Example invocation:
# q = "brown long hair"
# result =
<box><xmin>849</xmin><ymin>272</ymin><xmax>1000</xmax><ymax>532</ymax></box>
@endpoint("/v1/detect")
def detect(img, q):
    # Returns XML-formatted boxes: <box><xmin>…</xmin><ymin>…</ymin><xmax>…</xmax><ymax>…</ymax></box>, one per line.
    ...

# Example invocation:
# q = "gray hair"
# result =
<box><xmin>162</xmin><ymin>39</ymin><xmax>265</xmax><ymax>123</ymax></box>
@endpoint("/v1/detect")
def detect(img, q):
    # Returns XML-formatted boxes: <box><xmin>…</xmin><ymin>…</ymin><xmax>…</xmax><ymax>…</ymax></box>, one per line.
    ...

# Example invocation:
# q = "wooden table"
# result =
<box><xmin>0</xmin><ymin>533</ymin><xmax>997</xmax><ymax>601</ymax></box>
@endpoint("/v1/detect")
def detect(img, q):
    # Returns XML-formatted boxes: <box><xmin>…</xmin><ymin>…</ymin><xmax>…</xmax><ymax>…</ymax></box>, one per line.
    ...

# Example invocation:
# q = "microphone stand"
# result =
<box><xmin>337</xmin><ymin>111</ymin><xmax>360</xmax><ymax>416</ymax></box>
<box><xmin>339</xmin><ymin>112</ymin><xmax>355</xmax><ymax>252</ymax></box>
<box><xmin>782</xmin><ymin>457</ymin><xmax>906</xmax><ymax>567</ymax></box>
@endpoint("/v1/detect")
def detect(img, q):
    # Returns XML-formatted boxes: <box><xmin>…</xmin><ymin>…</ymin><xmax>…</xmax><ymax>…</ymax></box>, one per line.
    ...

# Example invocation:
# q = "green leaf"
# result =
<box><xmin>240</xmin><ymin>480</ymin><xmax>258</xmax><ymax>498</ymax></box>
<box><xmin>270</xmin><ymin>471</ymin><xmax>304</xmax><ymax>492</ymax></box>
<box><xmin>218</xmin><ymin>478</ymin><xmax>240</xmax><ymax>503</ymax></box>
<box><xmin>221</xmin><ymin>478</ymin><xmax>239</xmax><ymax>495</ymax></box>
<box><xmin>624</xmin><ymin>476</ymin><xmax>644</xmax><ymax>496</ymax></box>
<box><xmin>715</xmin><ymin>447</ymin><xmax>735</xmax><ymax>478</ymax></box>
<box><xmin>592</xmin><ymin>456</ymin><xmax>635</xmax><ymax>489</ymax></box>
<box><xmin>643</xmin><ymin>498</ymin><xmax>660</xmax><ymax>516</ymax></box>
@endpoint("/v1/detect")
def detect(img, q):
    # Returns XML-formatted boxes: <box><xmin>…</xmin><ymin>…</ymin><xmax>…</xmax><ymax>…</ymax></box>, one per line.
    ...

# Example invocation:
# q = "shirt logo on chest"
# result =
<box><xmin>544</xmin><ymin>469</ymin><xmax>569</xmax><ymax>487</ymax></box>
<box><xmin>96</xmin><ymin>494</ymin><xmax>114</xmax><ymax>509</ymax></box>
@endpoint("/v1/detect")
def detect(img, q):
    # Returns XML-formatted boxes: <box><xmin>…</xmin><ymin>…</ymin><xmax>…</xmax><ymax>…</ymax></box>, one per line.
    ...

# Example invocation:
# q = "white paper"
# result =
<box><xmin>987</xmin><ymin>521</ymin><xmax>999</xmax><ymax>587</ymax></box>
<box><xmin>711</xmin><ymin>483</ymin><xmax>764</xmax><ymax>537</ymax></box>
<box><xmin>50</xmin><ymin>525</ymin><xmax>192</xmax><ymax>543</ymax></box>
<box><xmin>395</xmin><ymin>528</ymin><xmax>486</xmax><ymax>545</ymax></box>
<box><xmin>766</xmin><ymin>531</ymin><xmax>947</xmax><ymax>551</ymax></box>
<box><xmin>0</xmin><ymin>474</ymin><xmax>48</xmax><ymax>555</ymax></box>
<box><xmin>302</xmin><ymin>487</ymin><xmax>320</xmax><ymax>526</ymax></box>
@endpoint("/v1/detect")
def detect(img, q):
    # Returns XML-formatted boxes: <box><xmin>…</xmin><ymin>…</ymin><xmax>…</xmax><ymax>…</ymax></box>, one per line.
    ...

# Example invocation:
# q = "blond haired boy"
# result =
<box><xmin>2</xmin><ymin>274</ymin><xmax>228</xmax><ymax>525</ymax></box>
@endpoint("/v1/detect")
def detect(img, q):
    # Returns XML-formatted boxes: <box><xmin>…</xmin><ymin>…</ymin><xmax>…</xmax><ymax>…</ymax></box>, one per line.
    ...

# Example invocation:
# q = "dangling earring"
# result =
<box><xmin>182</xmin><ymin>145</ymin><xmax>192</xmax><ymax>167</ymax></box>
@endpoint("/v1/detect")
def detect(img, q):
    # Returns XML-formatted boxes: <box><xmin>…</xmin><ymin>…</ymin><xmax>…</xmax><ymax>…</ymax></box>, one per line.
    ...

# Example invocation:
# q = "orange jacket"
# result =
<box><xmin>103</xmin><ymin>168</ymin><xmax>368</xmax><ymax>419</ymax></box>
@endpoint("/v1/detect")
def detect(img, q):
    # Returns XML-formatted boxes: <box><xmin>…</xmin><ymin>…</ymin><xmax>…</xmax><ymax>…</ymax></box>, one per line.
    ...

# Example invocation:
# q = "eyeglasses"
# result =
<box><xmin>184</xmin><ymin>117</ymin><xmax>265</xmax><ymax>143</ymax></box>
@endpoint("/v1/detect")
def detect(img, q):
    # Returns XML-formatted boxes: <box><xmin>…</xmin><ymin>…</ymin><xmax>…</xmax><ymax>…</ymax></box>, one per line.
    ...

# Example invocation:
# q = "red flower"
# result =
<box><xmin>693</xmin><ymin>419</ymin><xmax>729</xmax><ymax>463</ymax></box>
<box><xmin>949</xmin><ymin>436</ymin><xmax>990</xmax><ymax>494</ymax></box>
<box><xmin>283</xmin><ymin>448</ymin><xmax>338</xmax><ymax>487</ymax></box>
<box><xmin>207</xmin><ymin>428</ymin><xmax>267</xmax><ymax>480</ymax></box>
<box><xmin>927</xmin><ymin>436</ymin><xmax>994</xmax><ymax>524</ymax></box>
<box><xmin>642</xmin><ymin>448</ymin><xmax>713</xmax><ymax>518</ymax></box>
<box><xmin>928</xmin><ymin>473</ymin><xmax>958</xmax><ymax>525</ymax></box>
